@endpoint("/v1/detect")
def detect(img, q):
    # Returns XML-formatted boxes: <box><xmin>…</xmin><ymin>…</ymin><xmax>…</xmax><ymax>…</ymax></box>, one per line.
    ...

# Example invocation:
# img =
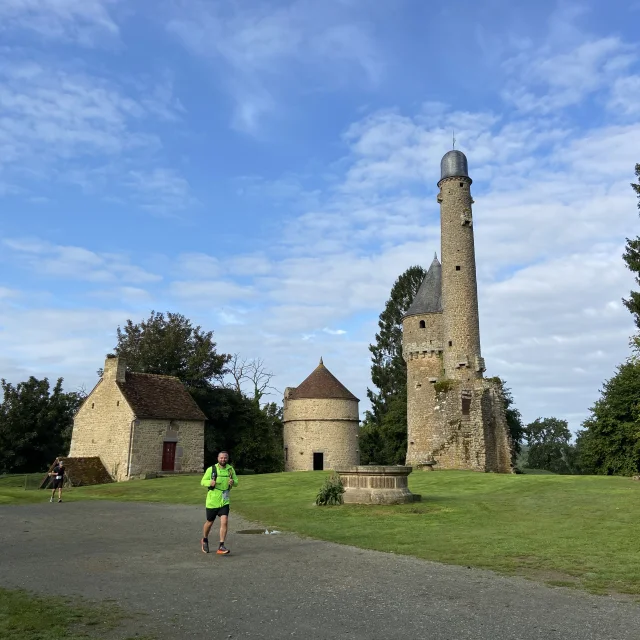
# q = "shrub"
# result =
<box><xmin>315</xmin><ymin>472</ymin><xmax>345</xmax><ymax>506</ymax></box>
<box><xmin>433</xmin><ymin>379</ymin><xmax>456</xmax><ymax>394</ymax></box>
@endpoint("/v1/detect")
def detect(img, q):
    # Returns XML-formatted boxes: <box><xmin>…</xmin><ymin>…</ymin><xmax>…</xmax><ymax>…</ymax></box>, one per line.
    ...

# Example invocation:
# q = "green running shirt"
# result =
<box><xmin>201</xmin><ymin>464</ymin><xmax>239</xmax><ymax>509</ymax></box>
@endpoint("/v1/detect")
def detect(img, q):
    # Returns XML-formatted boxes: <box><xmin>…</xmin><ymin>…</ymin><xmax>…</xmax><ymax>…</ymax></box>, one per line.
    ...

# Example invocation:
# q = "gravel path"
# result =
<box><xmin>1</xmin><ymin>502</ymin><xmax>639</xmax><ymax>640</ymax></box>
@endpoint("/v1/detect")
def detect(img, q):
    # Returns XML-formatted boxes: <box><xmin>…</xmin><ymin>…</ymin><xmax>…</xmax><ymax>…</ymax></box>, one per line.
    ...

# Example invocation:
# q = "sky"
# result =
<box><xmin>1</xmin><ymin>0</ymin><xmax>639</xmax><ymax>433</ymax></box>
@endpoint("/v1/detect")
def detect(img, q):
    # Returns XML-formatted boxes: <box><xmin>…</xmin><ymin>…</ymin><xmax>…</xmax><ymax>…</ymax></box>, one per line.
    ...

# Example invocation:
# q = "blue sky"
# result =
<box><xmin>1</xmin><ymin>0</ymin><xmax>639</xmax><ymax>432</ymax></box>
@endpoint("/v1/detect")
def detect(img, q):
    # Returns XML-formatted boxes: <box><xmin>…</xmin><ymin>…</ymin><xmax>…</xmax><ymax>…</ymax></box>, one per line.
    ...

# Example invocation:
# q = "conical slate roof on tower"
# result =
<box><xmin>288</xmin><ymin>358</ymin><xmax>359</xmax><ymax>401</ymax></box>
<box><xmin>404</xmin><ymin>254</ymin><xmax>442</xmax><ymax>318</ymax></box>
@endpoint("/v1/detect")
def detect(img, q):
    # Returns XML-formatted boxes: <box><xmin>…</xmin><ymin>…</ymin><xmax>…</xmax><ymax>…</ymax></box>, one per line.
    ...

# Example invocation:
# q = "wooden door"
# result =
<box><xmin>162</xmin><ymin>441</ymin><xmax>176</xmax><ymax>471</ymax></box>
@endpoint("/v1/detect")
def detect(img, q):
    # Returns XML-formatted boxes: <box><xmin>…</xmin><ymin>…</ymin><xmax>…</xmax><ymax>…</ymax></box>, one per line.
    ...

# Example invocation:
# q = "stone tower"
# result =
<box><xmin>403</xmin><ymin>150</ymin><xmax>512</xmax><ymax>473</ymax></box>
<box><xmin>283</xmin><ymin>358</ymin><xmax>359</xmax><ymax>472</ymax></box>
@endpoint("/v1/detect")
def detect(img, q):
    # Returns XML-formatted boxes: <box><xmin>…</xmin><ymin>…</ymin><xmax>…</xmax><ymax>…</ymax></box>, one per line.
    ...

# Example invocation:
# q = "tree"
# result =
<box><xmin>575</xmin><ymin>358</ymin><xmax>640</xmax><ymax>476</ymax></box>
<box><xmin>225</xmin><ymin>354</ymin><xmax>280</xmax><ymax>403</ymax></box>
<box><xmin>201</xmin><ymin>388</ymin><xmax>284</xmax><ymax>473</ymax></box>
<box><xmin>367</xmin><ymin>266</ymin><xmax>426</xmax><ymax>423</ymax></box>
<box><xmin>108</xmin><ymin>312</ymin><xmax>284</xmax><ymax>473</ymax></box>
<box><xmin>109</xmin><ymin>311</ymin><xmax>230</xmax><ymax>390</ymax></box>
<box><xmin>623</xmin><ymin>164</ymin><xmax>640</xmax><ymax>326</ymax></box>
<box><xmin>0</xmin><ymin>377</ymin><xmax>84</xmax><ymax>474</ymax></box>
<box><xmin>487</xmin><ymin>377</ymin><xmax>525</xmax><ymax>462</ymax></box>
<box><xmin>525</xmin><ymin>417</ymin><xmax>576</xmax><ymax>474</ymax></box>
<box><xmin>362</xmin><ymin>266</ymin><xmax>425</xmax><ymax>464</ymax></box>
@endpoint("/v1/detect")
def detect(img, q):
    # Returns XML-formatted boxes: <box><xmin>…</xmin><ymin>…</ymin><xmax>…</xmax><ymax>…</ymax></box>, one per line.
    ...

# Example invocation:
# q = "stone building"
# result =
<box><xmin>69</xmin><ymin>355</ymin><xmax>206</xmax><ymax>481</ymax></box>
<box><xmin>403</xmin><ymin>150</ymin><xmax>512</xmax><ymax>473</ymax></box>
<box><xmin>283</xmin><ymin>358</ymin><xmax>359</xmax><ymax>471</ymax></box>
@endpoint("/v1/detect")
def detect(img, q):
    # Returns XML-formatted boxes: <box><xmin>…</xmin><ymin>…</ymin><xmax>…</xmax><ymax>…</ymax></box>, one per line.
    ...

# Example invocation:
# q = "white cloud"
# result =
<box><xmin>166</xmin><ymin>0</ymin><xmax>383</xmax><ymax>133</ymax></box>
<box><xmin>3</xmin><ymin>239</ymin><xmax>161</xmax><ymax>284</ymax></box>
<box><xmin>0</xmin><ymin>0</ymin><xmax>122</xmax><ymax>46</ymax></box>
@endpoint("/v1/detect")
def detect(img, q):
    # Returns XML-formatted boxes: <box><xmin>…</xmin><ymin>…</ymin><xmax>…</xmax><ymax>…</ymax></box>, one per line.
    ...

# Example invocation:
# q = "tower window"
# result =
<box><xmin>448</xmin><ymin>341</ymin><xmax>453</xmax><ymax>347</ymax></box>
<box><xmin>455</xmin><ymin>265</ymin><xmax>461</xmax><ymax>271</ymax></box>
<box><xmin>459</xmin><ymin>182</ymin><xmax>464</xmax><ymax>187</ymax></box>
<box><xmin>91</xmin><ymin>403</ymin><xmax>95</xmax><ymax>409</ymax></box>
<box><xmin>419</xmin><ymin>320</ymin><xmax>426</xmax><ymax>329</ymax></box>
<box><xmin>285</xmin><ymin>447</ymin><xmax>288</xmax><ymax>462</ymax></box>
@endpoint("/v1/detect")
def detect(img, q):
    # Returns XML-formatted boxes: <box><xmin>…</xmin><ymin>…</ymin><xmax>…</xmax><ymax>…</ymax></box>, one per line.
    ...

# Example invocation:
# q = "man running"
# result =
<box><xmin>200</xmin><ymin>451</ymin><xmax>238</xmax><ymax>555</ymax></box>
<box><xmin>49</xmin><ymin>458</ymin><xmax>65</xmax><ymax>503</ymax></box>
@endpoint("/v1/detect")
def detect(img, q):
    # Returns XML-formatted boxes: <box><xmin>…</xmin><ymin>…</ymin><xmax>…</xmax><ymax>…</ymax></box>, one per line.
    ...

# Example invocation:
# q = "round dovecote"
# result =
<box><xmin>283</xmin><ymin>358</ymin><xmax>360</xmax><ymax>472</ymax></box>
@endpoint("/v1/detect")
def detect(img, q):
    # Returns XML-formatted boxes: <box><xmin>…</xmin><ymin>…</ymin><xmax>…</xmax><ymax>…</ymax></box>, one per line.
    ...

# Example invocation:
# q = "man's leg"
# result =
<box><xmin>219</xmin><ymin>515</ymin><xmax>228</xmax><ymax>545</ymax></box>
<box><xmin>202</xmin><ymin>509</ymin><xmax>217</xmax><ymax>553</ymax></box>
<box><xmin>216</xmin><ymin>513</ymin><xmax>230</xmax><ymax>554</ymax></box>
<box><xmin>58</xmin><ymin>486</ymin><xmax>62</xmax><ymax>502</ymax></box>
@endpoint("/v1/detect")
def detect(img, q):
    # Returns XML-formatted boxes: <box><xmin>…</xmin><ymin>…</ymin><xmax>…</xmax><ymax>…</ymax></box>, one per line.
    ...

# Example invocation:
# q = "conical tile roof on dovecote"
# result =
<box><xmin>404</xmin><ymin>253</ymin><xmax>442</xmax><ymax>318</ymax></box>
<box><xmin>288</xmin><ymin>358</ymin><xmax>359</xmax><ymax>401</ymax></box>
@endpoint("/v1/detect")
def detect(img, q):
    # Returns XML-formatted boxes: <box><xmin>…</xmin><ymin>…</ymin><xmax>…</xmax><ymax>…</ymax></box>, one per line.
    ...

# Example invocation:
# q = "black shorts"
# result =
<box><xmin>206</xmin><ymin>505</ymin><xmax>230</xmax><ymax>522</ymax></box>
<box><xmin>52</xmin><ymin>479</ymin><xmax>63</xmax><ymax>489</ymax></box>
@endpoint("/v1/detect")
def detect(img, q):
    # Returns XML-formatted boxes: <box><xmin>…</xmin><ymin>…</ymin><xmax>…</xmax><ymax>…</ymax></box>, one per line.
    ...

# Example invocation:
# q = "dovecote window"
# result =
<box><xmin>419</xmin><ymin>320</ymin><xmax>426</xmax><ymax>328</ymax></box>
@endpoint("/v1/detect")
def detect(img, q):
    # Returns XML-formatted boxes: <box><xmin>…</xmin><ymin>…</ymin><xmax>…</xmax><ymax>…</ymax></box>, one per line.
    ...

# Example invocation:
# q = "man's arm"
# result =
<box><xmin>229</xmin><ymin>466</ymin><xmax>238</xmax><ymax>488</ymax></box>
<box><xmin>200</xmin><ymin>466</ymin><xmax>213</xmax><ymax>488</ymax></box>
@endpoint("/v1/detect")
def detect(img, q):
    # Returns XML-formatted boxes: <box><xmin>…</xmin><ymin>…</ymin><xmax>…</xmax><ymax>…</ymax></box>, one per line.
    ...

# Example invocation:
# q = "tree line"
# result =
<box><xmin>0</xmin><ymin>311</ymin><xmax>284</xmax><ymax>475</ymax></box>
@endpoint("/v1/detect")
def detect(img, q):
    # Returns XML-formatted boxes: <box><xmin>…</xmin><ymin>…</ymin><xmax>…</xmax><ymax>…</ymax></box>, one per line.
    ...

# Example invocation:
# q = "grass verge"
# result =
<box><xmin>2</xmin><ymin>470</ymin><xmax>640</xmax><ymax>597</ymax></box>
<box><xmin>0</xmin><ymin>587</ymin><xmax>153</xmax><ymax>639</ymax></box>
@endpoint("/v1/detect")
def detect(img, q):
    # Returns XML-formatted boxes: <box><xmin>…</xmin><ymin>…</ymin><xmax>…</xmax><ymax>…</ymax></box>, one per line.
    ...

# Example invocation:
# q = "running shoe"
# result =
<box><xmin>58</xmin><ymin>499</ymin><xmax>62</xmax><ymax>503</ymax></box>
<box><xmin>201</xmin><ymin>538</ymin><xmax>209</xmax><ymax>554</ymax></box>
<box><xmin>49</xmin><ymin>497</ymin><xmax>53</xmax><ymax>503</ymax></box>
<box><xmin>216</xmin><ymin>545</ymin><xmax>230</xmax><ymax>555</ymax></box>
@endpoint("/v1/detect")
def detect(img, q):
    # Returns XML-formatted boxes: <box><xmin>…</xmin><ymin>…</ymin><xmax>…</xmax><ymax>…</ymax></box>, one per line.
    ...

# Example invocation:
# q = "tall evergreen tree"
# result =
<box><xmin>623</xmin><ymin>164</ymin><xmax>640</xmax><ymax>326</ymax></box>
<box><xmin>361</xmin><ymin>266</ymin><xmax>425</xmax><ymax>464</ymax></box>
<box><xmin>366</xmin><ymin>266</ymin><xmax>426</xmax><ymax>423</ymax></box>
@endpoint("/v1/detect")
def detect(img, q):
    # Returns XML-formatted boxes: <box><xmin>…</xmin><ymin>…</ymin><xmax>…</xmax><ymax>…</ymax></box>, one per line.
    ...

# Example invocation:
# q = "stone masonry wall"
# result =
<box><xmin>417</xmin><ymin>379</ymin><xmax>512</xmax><ymax>473</ymax></box>
<box><xmin>439</xmin><ymin>176</ymin><xmax>484</xmax><ymax>381</ymax></box>
<box><xmin>69</xmin><ymin>379</ymin><xmax>134</xmax><ymax>481</ymax></box>
<box><xmin>130</xmin><ymin>419</ymin><xmax>204</xmax><ymax>477</ymax></box>
<box><xmin>283</xmin><ymin>398</ymin><xmax>359</xmax><ymax>472</ymax></box>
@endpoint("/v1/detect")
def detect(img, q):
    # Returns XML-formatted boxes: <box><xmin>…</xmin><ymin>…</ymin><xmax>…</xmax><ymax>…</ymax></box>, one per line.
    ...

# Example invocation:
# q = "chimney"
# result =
<box><xmin>103</xmin><ymin>354</ymin><xmax>126</xmax><ymax>383</ymax></box>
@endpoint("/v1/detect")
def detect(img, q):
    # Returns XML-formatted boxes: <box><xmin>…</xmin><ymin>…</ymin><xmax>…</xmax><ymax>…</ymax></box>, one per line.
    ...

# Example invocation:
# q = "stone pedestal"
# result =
<box><xmin>336</xmin><ymin>465</ymin><xmax>416</xmax><ymax>505</ymax></box>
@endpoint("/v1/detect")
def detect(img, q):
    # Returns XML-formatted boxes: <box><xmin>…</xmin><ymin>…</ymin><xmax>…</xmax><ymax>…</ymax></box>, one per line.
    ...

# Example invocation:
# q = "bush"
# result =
<box><xmin>315</xmin><ymin>472</ymin><xmax>345</xmax><ymax>506</ymax></box>
<box><xmin>433</xmin><ymin>379</ymin><xmax>456</xmax><ymax>394</ymax></box>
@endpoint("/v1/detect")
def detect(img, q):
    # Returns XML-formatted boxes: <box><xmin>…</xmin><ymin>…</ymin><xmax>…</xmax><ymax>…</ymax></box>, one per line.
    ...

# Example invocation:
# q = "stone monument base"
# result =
<box><xmin>336</xmin><ymin>465</ymin><xmax>415</xmax><ymax>505</ymax></box>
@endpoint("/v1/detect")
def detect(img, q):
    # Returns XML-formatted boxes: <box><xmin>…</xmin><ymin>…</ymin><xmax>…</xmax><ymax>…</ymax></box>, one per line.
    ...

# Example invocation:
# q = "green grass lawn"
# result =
<box><xmin>2</xmin><ymin>470</ymin><xmax>639</xmax><ymax>597</ymax></box>
<box><xmin>0</xmin><ymin>587</ymin><xmax>153</xmax><ymax>640</ymax></box>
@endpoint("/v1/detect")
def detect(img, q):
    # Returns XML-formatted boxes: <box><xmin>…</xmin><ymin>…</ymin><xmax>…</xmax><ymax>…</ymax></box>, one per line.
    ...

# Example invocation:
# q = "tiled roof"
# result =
<box><xmin>404</xmin><ymin>254</ymin><xmax>442</xmax><ymax>317</ymax></box>
<box><xmin>288</xmin><ymin>359</ymin><xmax>359</xmax><ymax>401</ymax></box>
<box><xmin>117</xmin><ymin>372</ymin><xmax>206</xmax><ymax>421</ymax></box>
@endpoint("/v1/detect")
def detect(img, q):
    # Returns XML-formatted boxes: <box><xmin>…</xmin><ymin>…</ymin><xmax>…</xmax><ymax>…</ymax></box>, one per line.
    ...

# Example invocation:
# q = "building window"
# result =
<box><xmin>448</xmin><ymin>341</ymin><xmax>453</xmax><ymax>347</ymax></box>
<box><xmin>116</xmin><ymin>400</ymin><xmax>119</xmax><ymax>406</ymax></box>
<box><xmin>91</xmin><ymin>403</ymin><xmax>95</xmax><ymax>409</ymax></box>
<box><xmin>285</xmin><ymin>447</ymin><xmax>288</xmax><ymax>462</ymax></box>
<box><xmin>459</xmin><ymin>182</ymin><xmax>464</xmax><ymax>187</ymax></box>
<box><xmin>419</xmin><ymin>320</ymin><xmax>426</xmax><ymax>328</ymax></box>
<box><xmin>456</xmin><ymin>265</ymin><xmax>461</xmax><ymax>271</ymax></box>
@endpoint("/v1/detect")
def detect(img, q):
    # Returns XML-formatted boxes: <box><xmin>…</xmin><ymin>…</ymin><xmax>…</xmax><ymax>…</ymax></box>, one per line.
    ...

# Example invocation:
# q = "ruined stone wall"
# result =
<box><xmin>283</xmin><ymin>398</ymin><xmax>359</xmax><ymax>471</ymax></box>
<box><xmin>439</xmin><ymin>176</ymin><xmax>484</xmax><ymax>381</ymax></box>
<box><xmin>129</xmin><ymin>419</ymin><xmax>204</xmax><ymax>477</ymax></box>
<box><xmin>69</xmin><ymin>379</ymin><xmax>134</xmax><ymax>481</ymax></box>
<box><xmin>415</xmin><ymin>379</ymin><xmax>512</xmax><ymax>473</ymax></box>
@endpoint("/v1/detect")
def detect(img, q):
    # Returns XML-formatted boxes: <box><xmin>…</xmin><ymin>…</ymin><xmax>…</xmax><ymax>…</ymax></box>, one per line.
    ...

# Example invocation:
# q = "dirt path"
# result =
<box><xmin>2</xmin><ymin>502</ymin><xmax>639</xmax><ymax>639</ymax></box>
